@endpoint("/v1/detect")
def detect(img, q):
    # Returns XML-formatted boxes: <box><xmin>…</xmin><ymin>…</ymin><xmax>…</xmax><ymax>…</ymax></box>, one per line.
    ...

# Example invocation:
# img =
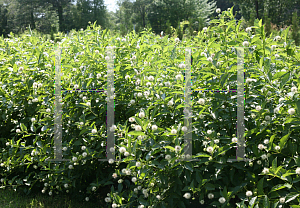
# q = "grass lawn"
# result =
<box><xmin>0</xmin><ymin>186</ymin><xmax>107</xmax><ymax>208</ymax></box>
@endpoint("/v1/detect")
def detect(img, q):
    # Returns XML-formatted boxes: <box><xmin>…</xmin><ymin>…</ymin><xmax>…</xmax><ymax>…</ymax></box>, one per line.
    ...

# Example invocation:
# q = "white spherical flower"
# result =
<box><xmin>208</xmin><ymin>193</ymin><xmax>214</xmax><ymax>199</ymax></box>
<box><xmin>296</xmin><ymin>167</ymin><xmax>300</xmax><ymax>175</ymax></box>
<box><xmin>135</xmin><ymin>125</ymin><xmax>142</xmax><ymax>131</ymax></box>
<box><xmin>16</xmin><ymin>129</ymin><xmax>21</xmax><ymax>133</ymax></box>
<box><xmin>175</xmin><ymin>38</ymin><xmax>180</xmax><ymax>42</ymax></box>
<box><xmin>125</xmin><ymin>75</ymin><xmax>130</xmax><ymax>80</ymax></box>
<box><xmin>214</xmin><ymin>139</ymin><xmax>219</xmax><ymax>144</ymax></box>
<box><xmin>245</xmin><ymin>27</ymin><xmax>252</xmax><ymax>32</ymax></box>
<box><xmin>72</xmin><ymin>157</ymin><xmax>77</xmax><ymax>162</ymax></box>
<box><xmin>243</xmin><ymin>41</ymin><xmax>250</xmax><ymax>47</ymax></box>
<box><xmin>257</xmin><ymin>160</ymin><xmax>262</xmax><ymax>165</ymax></box>
<box><xmin>271</xmin><ymin>45</ymin><xmax>276</xmax><ymax>51</ymax></box>
<box><xmin>206</xmin><ymin>146</ymin><xmax>214</xmax><ymax>153</ymax></box>
<box><xmin>275</xmin><ymin>146</ymin><xmax>280</xmax><ymax>151</ymax></box>
<box><xmin>197</xmin><ymin>98</ymin><xmax>205</xmax><ymax>105</ymax></box>
<box><xmin>139</xmin><ymin>112</ymin><xmax>145</xmax><ymax>118</ymax></box>
<box><xmin>246</xmin><ymin>191</ymin><xmax>253</xmax><ymax>197</ymax></box>
<box><xmin>258</xmin><ymin>144</ymin><xmax>265</xmax><ymax>150</ymax></box>
<box><xmin>181</xmin><ymin>126</ymin><xmax>188</xmax><ymax>132</ymax></box>
<box><xmin>148</xmin><ymin>76</ymin><xmax>154</xmax><ymax>81</ymax></box>
<box><xmin>129</xmin><ymin>117</ymin><xmax>135</xmax><ymax>122</ymax></box>
<box><xmin>175</xmin><ymin>145</ymin><xmax>181</xmax><ymax>152</ymax></box>
<box><xmin>274</xmin><ymin>108</ymin><xmax>280</xmax><ymax>114</ymax></box>
<box><xmin>124</xmin><ymin>151</ymin><xmax>130</xmax><ymax>157</ymax></box>
<box><xmin>168</xmin><ymin>100</ymin><xmax>174</xmax><ymax>106</ymax></box>
<box><xmin>207</xmin><ymin>57</ymin><xmax>213</xmax><ymax>62</ymax></box>
<box><xmin>62</xmin><ymin>147</ymin><xmax>67</xmax><ymax>151</ymax></box>
<box><xmin>275</xmin><ymin>54</ymin><xmax>280</xmax><ymax>58</ymax></box>
<box><xmin>130</xmin><ymin>100</ymin><xmax>135</xmax><ymax>104</ymax></box>
<box><xmin>203</xmin><ymin>27</ymin><xmax>208</xmax><ymax>32</ymax></box>
<box><xmin>256</xmin><ymin>106</ymin><xmax>262</xmax><ymax>111</ymax></box>
<box><xmin>110</xmin><ymin>147</ymin><xmax>115</xmax><ymax>152</ymax></box>
<box><xmin>112</xmin><ymin>173</ymin><xmax>117</xmax><ymax>178</ymax></box>
<box><xmin>108</xmin><ymin>159</ymin><xmax>114</xmax><ymax>164</ymax></box>
<box><xmin>68</xmin><ymin>165</ymin><xmax>74</xmax><ymax>169</ymax></box>
<box><xmin>262</xmin><ymin>167</ymin><xmax>269</xmax><ymax>174</ymax></box>
<box><xmin>207</xmin><ymin>130</ymin><xmax>213</xmax><ymax>135</ymax></box>
<box><xmin>279</xmin><ymin>197</ymin><xmax>285</xmax><ymax>204</ymax></box>
<box><xmin>131</xmin><ymin>177</ymin><xmax>137</xmax><ymax>182</ymax></box>
<box><xmin>261</xmin><ymin>154</ymin><xmax>267</xmax><ymax>160</ymax></box>
<box><xmin>288</xmin><ymin>108</ymin><xmax>295</xmax><ymax>115</ymax></box>
<box><xmin>105</xmin><ymin>197</ymin><xmax>111</xmax><ymax>202</ymax></box>
<box><xmin>33</xmin><ymin>82</ymin><xmax>38</xmax><ymax>88</ymax></box>
<box><xmin>291</xmin><ymin>86</ymin><xmax>297</xmax><ymax>92</ymax></box>
<box><xmin>183</xmin><ymin>193</ymin><xmax>191</xmax><ymax>199</ymax></box>
<box><xmin>49</xmin><ymin>191</ymin><xmax>52</xmax><ymax>196</ymax></box>
<box><xmin>118</xmin><ymin>179</ymin><xmax>123</xmax><ymax>184</ymax></box>
<box><xmin>219</xmin><ymin>197</ymin><xmax>226</xmax><ymax>204</ymax></box>
<box><xmin>92</xmin><ymin>129</ymin><xmax>97</xmax><ymax>134</ymax></box>
<box><xmin>74</xmin><ymin>84</ymin><xmax>79</xmax><ymax>89</ymax></box>
<box><xmin>274</xmin><ymin>36</ymin><xmax>281</xmax><ymax>41</ymax></box>
<box><xmin>152</xmin><ymin>125</ymin><xmax>158</xmax><ymax>131</ymax></box>
<box><xmin>64</xmin><ymin>183</ymin><xmax>68</xmax><ymax>188</ymax></box>
<box><xmin>216</xmin><ymin>8</ymin><xmax>221</xmax><ymax>13</ymax></box>
<box><xmin>265</xmin><ymin>115</ymin><xmax>271</xmax><ymax>121</ymax></box>
<box><xmin>163</xmin><ymin>155</ymin><xmax>171</xmax><ymax>161</ymax></box>
<box><xmin>136</xmin><ymin>162</ymin><xmax>141</xmax><ymax>167</ymax></box>
<box><xmin>31</xmin><ymin>118</ymin><xmax>36</xmax><ymax>122</ymax></box>
<box><xmin>171</xmin><ymin>129</ymin><xmax>177</xmax><ymax>134</ymax></box>
<box><xmin>176</xmin><ymin>74</ymin><xmax>182</xmax><ymax>80</ymax></box>
<box><xmin>110</xmin><ymin>125</ymin><xmax>117</xmax><ymax>132</ymax></box>
<box><xmin>119</xmin><ymin>147</ymin><xmax>126</xmax><ymax>153</ymax></box>
<box><xmin>112</xmin><ymin>203</ymin><xmax>118</xmax><ymax>208</ymax></box>
<box><xmin>137</xmin><ymin>92</ymin><xmax>142</xmax><ymax>97</ymax></box>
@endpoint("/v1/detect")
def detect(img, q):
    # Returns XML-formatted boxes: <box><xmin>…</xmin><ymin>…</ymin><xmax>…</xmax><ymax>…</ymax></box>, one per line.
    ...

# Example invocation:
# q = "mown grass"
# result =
<box><xmin>0</xmin><ymin>186</ymin><xmax>106</xmax><ymax>208</ymax></box>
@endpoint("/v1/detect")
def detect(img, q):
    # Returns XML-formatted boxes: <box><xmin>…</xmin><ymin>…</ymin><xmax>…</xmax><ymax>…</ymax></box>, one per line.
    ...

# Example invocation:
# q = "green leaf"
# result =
<box><xmin>128</xmin><ymin>131</ymin><xmax>145</xmax><ymax>136</ymax></box>
<box><xmin>79</xmin><ymin>129</ymin><xmax>89</xmax><ymax>136</ymax></box>
<box><xmin>164</xmin><ymin>146</ymin><xmax>175</xmax><ymax>151</ymax></box>
<box><xmin>249</xmin><ymin>196</ymin><xmax>257</xmax><ymax>208</ymax></box>
<box><xmin>285</xmin><ymin>192</ymin><xmax>299</xmax><ymax>203</ymax></box>
<box><xmin>279</xmin><ymin>132</ymin><xmax>291</xmax><ymax>149</ymax></box>
<box><xmin>205</xmin><ymin>183</ymin><xmax>215</xmax><ymax>190</ymax></box>
<box><xmin>20</xmin><ymin>123</ymin><xmax>27</xmax><ymax>132</ymax></box>
<box><xmin>118</xmin><ymin>183</ymin><xmax>123</xmax><ymax>193</ymax></box>
<box><xmin>263</xmin><ymin>195</ymin><xmax>270</xmax><ymax>208</ymax></box>
<box><xmin>257</xmin><ymin>178</ymin><xmax>264</xmax><ymax>195</ymax></box>
<box><xmin>185</xmin><ymin>163</ymin><xmax>193</xmax><ymax>172</ymax></box>
<box><xmin>280</xmin><ymin>73</ymin><xmax>290</xmax><ymax>89</ymax></box>
<box><xmin>272</xmin><ymin>157</ymin><xmax>277</xmax><ymax>170</ymax></box>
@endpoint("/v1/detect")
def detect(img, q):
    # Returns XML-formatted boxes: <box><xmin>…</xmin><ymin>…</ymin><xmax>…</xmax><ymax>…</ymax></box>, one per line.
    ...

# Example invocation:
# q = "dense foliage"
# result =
<box><xmin>1</xmin><ymin>7</ymin><xmax>300</xmax><ymax>208</ymax></box>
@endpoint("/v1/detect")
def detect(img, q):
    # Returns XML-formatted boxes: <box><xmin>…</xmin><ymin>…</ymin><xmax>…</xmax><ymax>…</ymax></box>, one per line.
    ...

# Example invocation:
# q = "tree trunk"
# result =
<box><xmin>30</xmin><ymin>10</ymin><xmax>35</xmax><ymax>30</ymax></box>
<box><xmin>57</xmin><ymin>2</ymin><xmax>64</xmax><ymax>32</ymax></box>
<box><xmin>254</xmin><ymin>0</ymin><xmax>259</xmax><ymax>19</ymax></box>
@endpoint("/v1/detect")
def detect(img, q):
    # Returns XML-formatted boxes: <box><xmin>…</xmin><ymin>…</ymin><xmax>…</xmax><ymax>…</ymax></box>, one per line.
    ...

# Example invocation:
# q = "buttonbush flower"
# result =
<box><xmin>296</xmin><ymin>167</ymin><xmax>300</xmax><ymax>175</ymax></box>
<box><xmin>124</xmin><ymin>152</ymin><xmax>130</xmax><ymax>157</ymax></box>
<box><xmin>112</xmin><ymin>173</ymin><xmax>117</xmax><ymax>178</ymax></box>
<box><xmin>207</xmin><ymin>130</ymin><xmax>213</xmax><ymax>135</ymax></box>
<box><xmin>139</xmin><ymin>112</ymin><xmax>145</xmax><ymax>118</ymax></box>
<box><xmin>262</xmin><ymin>167</ymin><xmax>269</xmax><ymax>174</ymax></box>
<box><xmin>197</xmin><ymin>98</ymin><xmax>205</xmax><ymax>105</ymax></box>
<box><xmin>152</xmin><ymin>125</ymin><xmax>158</xmax><ymax>131</ymax></box>
<box><xmin>291</xmin><ymin>86</ymin><xmax>297</xmax><ymax>92</ymax></box>
<box><xmin>181</xmin><ymin>126</ymin><xmax>187</xmax><ymax>132</ymax></box>
<box><xmin>175</xmin><ymin>38</ymin><xmax>180</xmax><ymax>42</ymax></box>
<box><xmin>92</xmin><ymin>129</ymin><xmax>97</xmax><ymax>134</ymax></box>
<box><xmin>165</xmin><ymin>155</ymin><xmax>171</xmax><ymax>160</ymax></box>
<box><xmin>108</xmin><ymin>159</ymin><xmax>114</xmax><ymax>164</ymax></box>
<box><xmin>216</xmin><ymin>8</ymin><xmax>221</xmax><ymax>13</ymax></box>
<box><xmin>246</xmin><ymin>191</ymin><xmax>253</xmax><ymax>197</ymax></box>
<box><xmin>135</xmin><ymin>125</ymin><xmax>142</xmax><ymax>131</ymax></box>
<box><xmin>245</xmin><ymin>27</ymin><xmax>252</xmax><ymax>32</ymax></box>
<box><xmin>279</xmin><ymin>197</ymin><xmax>285</xmax><ymax>204</ymax></box>
<box><xmin>261</xmin><ymin>154</ymin><xmax>267</xmax><ymax>160</ymax></box>
<box><xmin>208</xmin><ymin>193</ymin><xmax>214</xmax><ymax>199</ymax></box>
<box><xmin>288</xmin><ymin>108</ymin><xmax>295</xmax><ymax>115</ymax></box>
<box><xmin>207</xmin><ymin>146</ymin><xmax>214</xmax><ymax>153</ymax></box>
<box><xmin>175</xmin><ymin>145</ymin><xmax>181</xmax><ymax>152</ymax></box>
<box><xmin>243</xmin><ymin>41</ymin><xmax>249</xmax><ymax>47</ymax></box>
<box><xmin>255</xmin><ymin>106</ymin><xmax>262</xmax><ymax>111</ymax></box>
<box><xmin>119</xmin><ymin>147</ymin><xmax>126</xmax><ymax>153</ymax></box>
<box><xmin>203</xmin><ymin>27</ymin><xmax>208</xmax><ymax>32</ymax></box>
<box><xmin>183</xmin><ymin>193</ymin><xmax>191</xmax><ymax>199</ymax></box>
<box><xmin>207</xmin><ymin>57</ymin><xmax>213</xmax><ymax>62</ymax></box>
<box><xmin>131</xmin><ymin>177</ymin><xmax>137</xmax><ymax>182</ymax></box>
<box><xmin>219</xmin><ymin>197</ymin><xmax>226</xmax><ymax>204</ymax></box>
<box><xmin>129</xmin><ymin>117</ymin><xmax>135</xmax><ymax>122</ymax></box>
<box><xmin>171</xmin><ymin>129</ymin><xmax>177</xmax><ymax>134</ymax></box>
<box><xmin>275</xmin><ymin>146</ymin><xmax>280</xmax><ymax>151</ymax></box>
